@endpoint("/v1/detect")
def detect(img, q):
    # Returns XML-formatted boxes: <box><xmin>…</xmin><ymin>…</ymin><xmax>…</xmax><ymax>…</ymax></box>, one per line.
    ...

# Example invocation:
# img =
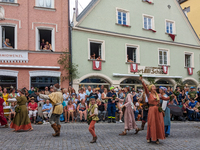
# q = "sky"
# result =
<box><xmin>69</xmin><ymin>0</ymin><xmax>91</xmax><ymax>20</ymax></box>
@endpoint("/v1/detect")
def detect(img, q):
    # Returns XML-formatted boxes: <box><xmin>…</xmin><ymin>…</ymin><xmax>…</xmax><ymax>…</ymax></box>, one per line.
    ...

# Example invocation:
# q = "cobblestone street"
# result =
<box><xmin>0</xmin><ymin>121</ymin><xmax>200</xmax><ymax>150</ymax></box>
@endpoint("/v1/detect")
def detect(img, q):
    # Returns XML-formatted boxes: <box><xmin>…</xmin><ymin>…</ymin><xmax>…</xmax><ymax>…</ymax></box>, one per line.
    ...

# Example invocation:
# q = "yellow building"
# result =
<box><xmin>180</xmin><ymin>0</ymin><xmax>200</xmax><ymax>38</ymax></box>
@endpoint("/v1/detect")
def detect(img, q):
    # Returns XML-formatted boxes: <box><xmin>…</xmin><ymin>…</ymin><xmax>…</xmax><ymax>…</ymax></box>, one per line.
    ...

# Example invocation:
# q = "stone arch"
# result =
<box><xmin>183</xmin><ymin>77</ymin><xmax>199</xmax><ymax>87</ymax></box>
<box><xmin>119</xmin><ymin>77</ymin><xmax>149</xmax><ymax>85</ymax></box>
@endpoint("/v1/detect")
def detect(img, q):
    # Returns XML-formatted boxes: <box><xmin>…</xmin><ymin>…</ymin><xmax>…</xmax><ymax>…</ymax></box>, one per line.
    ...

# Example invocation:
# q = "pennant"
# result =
<box><xmin>130</xmin><ymin>63</ymin><xmax>138</xmax><ymax>73</ymax></box>
<box><xmin>169</xmin><ymin>34</ymin><xmax>175</xmax><ymax>41</ymax></box>
<box><xmin>188</xmin><ymin>67</ymin><xmax>193</xmax><ymax>75</ymax></box>
<box><xmin>93</xmin><ymin>60</ymin><xmax>101</xmax><ymax>70</ymax></box>
<box><xmin>149</xmin><ymin>29</ymin><xmax>156</xmax><ymax>32</ymax></box>
<box><xmin>162</xmin><ymin>66</ymin><xmax>168</xmax><ymax>74</ymax></box>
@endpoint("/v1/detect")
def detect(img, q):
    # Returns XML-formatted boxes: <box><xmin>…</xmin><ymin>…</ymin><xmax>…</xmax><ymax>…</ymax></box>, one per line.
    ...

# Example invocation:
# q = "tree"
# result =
<box><xmin>57</xmin><ymin>50</ymin><xmax>79</xmax><ymax>84</ymax></box>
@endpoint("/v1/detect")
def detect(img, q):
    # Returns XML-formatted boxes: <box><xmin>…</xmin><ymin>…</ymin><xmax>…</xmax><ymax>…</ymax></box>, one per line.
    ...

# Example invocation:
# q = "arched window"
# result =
<box><xmin>183</xmin><ymin>80</ymin><xmax>197</xmax><ymax>87</ymax></box>
<box><xmin>155</xmin><ymin>79</ymin><xmax>173</xmax><ymax>88</ymax></box>
<box><xmin>120</xmin><ymin>78</ymin><xmax>141</xmax><ymax>90</ymax></box>
<box><xmin>80</xmin><ymin>77</ymin><xmax>110</xmax><ymax>89</ymax></box>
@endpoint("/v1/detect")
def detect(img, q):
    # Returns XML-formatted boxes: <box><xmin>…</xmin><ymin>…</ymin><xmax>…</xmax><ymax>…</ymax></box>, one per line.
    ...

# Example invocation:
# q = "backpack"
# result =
<box><xmin>60</xmin><ymin>113</ymin><xmax>65</xmax><ymax>122</ymax></box>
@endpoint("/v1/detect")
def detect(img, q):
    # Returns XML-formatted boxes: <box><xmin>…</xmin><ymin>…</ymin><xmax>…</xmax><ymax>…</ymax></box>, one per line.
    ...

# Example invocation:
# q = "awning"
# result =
<box><xmin>113</xmin><ymin>73</ymin><xmax>182</xmax><ymax>78</ymax></box>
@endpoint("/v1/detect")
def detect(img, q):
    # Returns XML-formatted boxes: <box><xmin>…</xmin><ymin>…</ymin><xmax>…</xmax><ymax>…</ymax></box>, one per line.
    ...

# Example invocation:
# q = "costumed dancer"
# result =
<box><xmin>0</xmin><ymin>93</ymin><xmax>9</xmax><ymax>128</ymax></box>
<box><xmin>38</xmin><ymin>83</ymin><xmax>63</xmax><ymax>137</ymax></box>
<box><xmin>88</xmin><ymin>96</ymin><xmax>99</xmax><ymax>143</ymax></box>
<box><xmin>107</xmin><ymin>87</ymin><xmax>117</xmax><ymax>123</ymax></box>
<box><xmin>159</xmin><ymin>86</ymin><xmax>171</xmax><ymax>137</ymax></box>
<box><xmin>10</xmin><ymin>88</ymin><xmax>33</xmax><ymax>131</ymax></box>
<box><xmin>139</xmin><ymin>76</ymin><xmax>165</xmax><ymax>144</ymax></box>
<box><xmin>117</xmin><ymin>86</ymin><xmax>140</xmax><ymax>135</ymax></box>
<box><xmin>140</xmin><ymin>91</ymin><xmax>148</xmax><ymax>130</ymax></box>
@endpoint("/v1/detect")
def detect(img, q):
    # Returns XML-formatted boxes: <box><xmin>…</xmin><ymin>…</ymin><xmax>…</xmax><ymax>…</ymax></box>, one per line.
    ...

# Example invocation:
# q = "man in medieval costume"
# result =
<box><xmin>38</xmin><ymin>83</ymin><xmax>63</xmax><ymax>137</ymax></box>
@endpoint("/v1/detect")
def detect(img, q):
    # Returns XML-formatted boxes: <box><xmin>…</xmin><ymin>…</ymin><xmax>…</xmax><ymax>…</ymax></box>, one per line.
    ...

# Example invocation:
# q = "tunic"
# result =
<box><xmin>10</xmin><ymin>96</ymin><xmax>32</xmax><ymax>131</ymax></box>
<box><xmin>0</xmin><ymin>97</ymin><xmax>7</xmax><ymax>126</ymax></box>
<box><xmin>119</xmin><ymin>93</ymin><xmax>137</xmax><ymax>130</ymax></box>
<box><xmin>142</xmin><ymin>82</ymin><xmax>165</xmax><ymax>141</ymax></box>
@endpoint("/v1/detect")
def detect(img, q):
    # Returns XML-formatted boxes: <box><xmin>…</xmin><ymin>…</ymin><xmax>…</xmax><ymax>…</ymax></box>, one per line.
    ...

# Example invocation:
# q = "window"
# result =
<box><xmin>88</xmin><ymin>39</ymin><xmax>105</xmax><ymax>60</ymax></box>
<box><xmin>31</xmin><ymin>76</ymin><xmax>59</xmax><ymax>90</ymax></box>
<box><xmin>0</xmin><ymin>76</ymin><xmax>17</xmax><ymax>90</ymax></box>
<box><xmin>143</xmin><ymin>15</ymin><xmax>154</xmax><ymax>30</ymax></box>
<box><xmin>159</xmin><ymin>50</ymin><xmax>167</xmax><ymax>65</ymax></box>
<box><xmin>36</xmin><ymin>27</ymin><xmax>55</xmax><ymax>51</ymax></box>
<box><xmin>126</xmin><ymin>44</ymin><xmax>140</xmax><ymax>63</ymax></box>
<box><xmin>184</xmin><ymin>52</ymin><xmax>194</xmax><ymax>68</ymax></box>
<box><xmin>36</xmin><ymin>0</ymin><xmax>54</xmax><ymax>8</ymax></box>
<box><xmin>116</xmin><ymin>8</ymin><xmax>130</xmax><ymax>26</ymax></box>
<box><xmin>166</xmin><ymin>20</ymin><xmax>175</xmax><ymax>34</ymax></box>
<box><xmin>158</xmin><ymin>48</ymin><xmax>170</xmax><ymax>65</ymax></box>
<box><xmin>0</xmin><ymin>25</ymin><xmax>16</xmax><ymax>49</ymax></box>
<box><xmin>127</xmin><ymin>47</ymin><xmax>136</xmax><ymax>63</ymax></box>
<box><xmin>0</xmin><ymin>0</ymin><xmax>16</xmax><ymax>3</ymax></box>
<box><xmin>118</xmin><ymin>11</ymin><xmax>127</xmax><ymax>25</ymax></box>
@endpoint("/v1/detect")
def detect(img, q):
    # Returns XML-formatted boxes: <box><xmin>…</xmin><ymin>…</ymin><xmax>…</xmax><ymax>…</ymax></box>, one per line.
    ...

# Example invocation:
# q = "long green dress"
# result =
<box><xmin>10</xmin><ymin>96</ymin><xmax>32</xmax><ymax>131</ymax></box>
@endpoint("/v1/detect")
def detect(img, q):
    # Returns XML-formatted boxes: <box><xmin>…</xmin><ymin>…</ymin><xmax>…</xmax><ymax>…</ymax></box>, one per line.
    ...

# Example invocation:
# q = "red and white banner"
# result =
<box><xmin>188</xmin><ymin>67</ymin><xmax>193</xmax><ymax>75</ymax></box>
<box><xmin>169</xmin><ymin>34</ymin><xmax>176</xmax><ymax>41</ymax></box>
<box><xmin>93</xmin><ymin>61</ymin><xmax>101</xmax><ymax>70</ymax></box>
<box><xmin>162</xmin><ymin>66</ymin><xmax>168</xmax><ymax>74</ymax></box>
<box><xmin>130</xmin><ymin>63</ymin><xmax>138</xmax><ymax>73</ymax></box>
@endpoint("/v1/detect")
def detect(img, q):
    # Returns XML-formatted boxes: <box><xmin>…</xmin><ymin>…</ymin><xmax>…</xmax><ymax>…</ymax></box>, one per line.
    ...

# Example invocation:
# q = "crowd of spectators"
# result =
<box><xmin>1</xmin><ymin>83</ymin><xmax>200</xmax><ymax>125</ymax></box>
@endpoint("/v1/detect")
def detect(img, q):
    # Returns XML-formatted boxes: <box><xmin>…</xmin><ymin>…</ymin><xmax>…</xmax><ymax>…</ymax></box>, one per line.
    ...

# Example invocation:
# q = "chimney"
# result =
<box><xmin>72</xmin><ymin>8</ymin><xmax>77</xmax><ymax>26</ymax></box>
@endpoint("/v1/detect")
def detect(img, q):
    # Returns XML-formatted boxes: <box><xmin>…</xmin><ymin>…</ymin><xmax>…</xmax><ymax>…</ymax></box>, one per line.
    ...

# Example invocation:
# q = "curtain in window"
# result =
<box><xmin>46</xmin><ymin>0</ymin><xmax>51</xmax><ymax>8</ymax></box>
<box><xmin>38</xmin><ymin>0</ymin><xmax>51</xmax><ymax>8</ymax></box>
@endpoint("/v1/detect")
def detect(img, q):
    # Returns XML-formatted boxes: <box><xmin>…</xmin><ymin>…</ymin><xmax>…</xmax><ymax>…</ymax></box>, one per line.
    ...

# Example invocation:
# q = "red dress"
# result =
<box><xmin>0</xmin><ymin>97</ymin><xmax>8</xmax><ymax>126</ymax></box>
<box><xmin>142</xmin><ymin>82</ymin><xmax>165</xmax><ymax>141</ymax></box>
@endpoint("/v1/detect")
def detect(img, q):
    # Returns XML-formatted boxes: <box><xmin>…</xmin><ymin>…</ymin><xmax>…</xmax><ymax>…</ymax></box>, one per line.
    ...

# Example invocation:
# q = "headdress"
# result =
<box><xmin>159</xmin><ymin>86</ymin><xmax>167</xmax><ymax>92</ymax></box>
<box><xmin>110</xmin><ymin>87</ymin><xmax>114</xmax><ymax>90</ymax></box>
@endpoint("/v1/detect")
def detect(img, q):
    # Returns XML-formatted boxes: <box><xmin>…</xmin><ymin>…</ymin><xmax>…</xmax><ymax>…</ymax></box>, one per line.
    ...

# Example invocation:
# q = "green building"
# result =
<box><xmin>72</xmin><ymin>0</ymin><xmax>200</xmax><ymax>91</ymax></box>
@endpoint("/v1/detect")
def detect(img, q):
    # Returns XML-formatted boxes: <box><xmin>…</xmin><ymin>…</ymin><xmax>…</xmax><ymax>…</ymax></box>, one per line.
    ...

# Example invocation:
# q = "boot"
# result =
<box><xmin>141</xmin><ymin>122</ymin><xmax>146</xmax><ymax>130</ymax></box>
<box><xmin>57</xmin><ymin>124</ymin><xmax>61</xmax><ymax>136</ymax></box>
<box><xmin>90</xmin><ymin>136</ymin><xmax>97</xmax><ymax>143</ymax></box>
<box><xmin>51</xmin><ymin>123</ymin><xmax>59</xmax><ymax>137</ymax></box>
<box><xmin>108</xmin><ymin>118</ymin><xmax>111</xmax><ymax>123</ymax></box>
<box><xmin>112</xmin><ymin>119</ymin><xmax>116</xmax><ymax>123</ymax></box>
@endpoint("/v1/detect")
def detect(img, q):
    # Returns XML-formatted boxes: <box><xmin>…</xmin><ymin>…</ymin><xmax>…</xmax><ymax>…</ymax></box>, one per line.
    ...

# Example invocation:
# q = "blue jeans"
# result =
<box><xmin>187</xmin><ymin>110</ymin><xmax>195</xmax><ymax>121</ymax></box>
<box><xmin>107</xmin><ymin>103</ymin><xmax>116</xmax><ymax>119</ymax></box>
<box><xmin>165</xmin><ymin>125</ymin><xmax>170</xmax><ymax>135</ymax></box>
<box><xmin>134</xmin><ymin>110</ymin><xmax>139</xmax><ymax>120</ymax></box>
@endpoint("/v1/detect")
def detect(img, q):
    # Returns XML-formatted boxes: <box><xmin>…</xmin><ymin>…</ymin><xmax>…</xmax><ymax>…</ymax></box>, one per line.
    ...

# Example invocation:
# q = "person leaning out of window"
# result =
<box><xmin>3</xmin><ymin>38</ymin><xmax>13</xmax><ymax>48</ymax></box>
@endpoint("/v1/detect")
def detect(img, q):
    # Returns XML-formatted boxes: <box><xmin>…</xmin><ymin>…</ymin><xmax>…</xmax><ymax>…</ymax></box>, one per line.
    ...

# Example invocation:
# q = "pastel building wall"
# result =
<box><xmin>0</xmin><ymin>0</ymin><xmax>69</xmax><ymax>90</ymax></box>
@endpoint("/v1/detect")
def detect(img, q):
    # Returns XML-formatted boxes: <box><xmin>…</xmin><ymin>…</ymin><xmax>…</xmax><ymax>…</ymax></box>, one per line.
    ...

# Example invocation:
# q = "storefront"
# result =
<box><xmin>0</xmin><ymin>76</ymin><xmax>17</xmax><ymax>89</ymax></box>
<box><xmin>120</xmin><ymin>78</ymin><xmax>142</xmax><ymax>91</ymax></box>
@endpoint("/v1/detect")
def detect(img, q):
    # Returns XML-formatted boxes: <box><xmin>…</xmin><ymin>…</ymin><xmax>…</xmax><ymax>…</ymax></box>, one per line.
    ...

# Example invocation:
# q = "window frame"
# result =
<box><xmin>142</xmin><ymin>14</ymin><xmax>155</xmax><ymax>30</ymax></box>
<box><xmin>184</xmin><ymin>51</ymin><xmax>194</xmax><ymax>68</ymax></box>
<box><xmin>116</xmin><ymin>7</ymin><xmax>130</xmax><ymax>26</ymax></box>
<box><xmin>35</xmin><ymin>0</ymin><xmax>55</xmax><ymax>9</ymax></box>
<box><xmin>125</xmin><ymin>44</ymin><xmax>140</xmax><ymax>64</ymax></box>
<box><xmin>35</xmin><ymin>26</ymin><xmax>55</xmax><ymax>51</ymax></box>
<box><xmin>158</xmin><ymin>48</ymin><xmax>170</xmax><ymax>66</ymax></box>
<box><xmin>165</xmin><ymin>19</ymin><xmax>176</xmax><ymax>34</ymax></box>
<box><xmin>88</xmin><ymin>38</ymin><xmax>105</xmax><ymax>61</ymax></box>
<box><xmin>0</xmin><ymin>24</ymin><xmax>17</xmax><ymax>49</ymax></box>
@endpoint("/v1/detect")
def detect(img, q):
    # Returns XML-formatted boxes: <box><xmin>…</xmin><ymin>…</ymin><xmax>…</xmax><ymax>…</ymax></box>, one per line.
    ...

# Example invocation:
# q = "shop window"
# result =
<box><xmin>0</xmin><ymin>76</ymin><xmax>17</xmax><ymax>90</ymax></box>
<box><xmin>127</xmin><ymin>47</ymin><xmax>136</xmax><ymax>63</ymax></box>
<box><xmin>31</xmin><ymin>76</ymin><xmax>59</xmax><ymax>90</ymax></box>
<box><xmin>2</xmin><ymin>26</ymin><xmax>15</xmax><ymax>49</ymax></box>
<box><xmin>89</xmin><ymin>39</ymin><xmax>105</xmax><ymax>60</ymax></box>
<box><xmin>36</xmin><ymin>28</ymin><xmax>55</xmax><ymax>51</ymax></box>
<box><xmin>36</xmin><ymin>0</ymin><xmax>54</xmax><ymax>8</ymax></box>
<box><xmin>0</xmin><ymin>0</ymin><xmax>16</xmax><ymax>3</ymax></box>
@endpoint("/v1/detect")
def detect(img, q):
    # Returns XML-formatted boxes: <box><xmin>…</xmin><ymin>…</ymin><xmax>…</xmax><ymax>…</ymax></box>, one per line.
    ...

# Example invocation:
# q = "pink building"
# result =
<box><xmin>0</xmin><ymin>0</ymin><xmax>70</xmax><ymax>90</ymax></box>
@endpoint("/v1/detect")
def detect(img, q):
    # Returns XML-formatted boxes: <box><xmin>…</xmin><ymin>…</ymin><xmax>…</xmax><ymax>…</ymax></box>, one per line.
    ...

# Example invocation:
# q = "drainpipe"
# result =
<box><xmin>68</xmin><ymin>1</ymin><xmax>72</xmax><ymax>86</ymax></box>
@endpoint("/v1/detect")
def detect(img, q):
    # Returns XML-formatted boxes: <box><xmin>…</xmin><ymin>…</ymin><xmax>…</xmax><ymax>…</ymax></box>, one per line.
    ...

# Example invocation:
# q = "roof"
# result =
<box><xmin>178</xmin><ymin>0</ymin><xmax>188</xmax><ymax>4</ymax></box>
<box><xmin>76</xmin><ymin>0</ymin><xmax>99</xmax><ymax>22</ymax></box>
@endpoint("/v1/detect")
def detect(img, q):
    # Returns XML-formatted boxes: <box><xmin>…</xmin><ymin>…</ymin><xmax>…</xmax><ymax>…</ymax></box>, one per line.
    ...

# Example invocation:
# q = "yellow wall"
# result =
<box><xmin>181</xmin><ymin>0</ymin><xmax>200</xmax><ymax>38</ymax></box>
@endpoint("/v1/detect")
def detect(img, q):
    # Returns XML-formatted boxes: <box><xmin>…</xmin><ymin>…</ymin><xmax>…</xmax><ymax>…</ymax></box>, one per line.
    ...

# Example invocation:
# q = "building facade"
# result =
<box><xmin>72</xmin><ymin>0</ymin><xmax>200</xmax><ymax>91</ymax></box>
<box><xmin>179</xmin><ymin>0</ymin><xmax>200</xmax><ymax>38</ymax></box>
<box><xmin>0</xmin><ymin>0</ymin><xmax>69</xmax><ymax>90</ymax></box>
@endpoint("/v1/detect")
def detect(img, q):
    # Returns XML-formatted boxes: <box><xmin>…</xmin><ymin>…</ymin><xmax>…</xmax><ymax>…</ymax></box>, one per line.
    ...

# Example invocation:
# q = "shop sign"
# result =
<box><xmin>136</xmin><ymin>66</ymin><xmax>167</xmax><ymax>75</ymax></box>
<box><xmin>0</xmin><ymin>50</ymin><xmax>28</xmax><ymax>63</ymax></box>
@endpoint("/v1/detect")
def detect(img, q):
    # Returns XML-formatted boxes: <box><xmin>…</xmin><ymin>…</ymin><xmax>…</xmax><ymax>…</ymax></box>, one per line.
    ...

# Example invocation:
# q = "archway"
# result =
<box><xmin>80</xmin><ymin>77</ymin><xmax>111</xmax><ymax>89</ymax></box>
<box><xmin>183</xmin><ymin>80</ymin><xmax>198</xmax><ymax>87</ymax></box>
<box><xmin>120</xmin><ymin>78</ymin><xmax>142</xmax><ymax>91</ymax></box>
<box><xmin>155</xmin><ymin>79</ymin><xmax>174</xmax><ymax>88</ymax></box>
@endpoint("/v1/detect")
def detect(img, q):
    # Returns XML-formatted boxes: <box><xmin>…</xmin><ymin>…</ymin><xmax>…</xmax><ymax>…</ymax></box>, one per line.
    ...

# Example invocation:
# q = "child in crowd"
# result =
<box><xmin>182</xmin><ymin>99</ymin><xmax>189</xmax><ymax>118</ymax></box>
<box><xmin>194</xmin><ymin>102</ymin><xmax>200</xmax><ymax>113</ymax></box>
<box><xmin>72</xmin><ymin>94</ymin><xmax>78</xmax><ymax>121</ymax></box>
<box><xmin>9</xmin><ymin>102</ymin><xmax>16</xmax><ymax>122</ymax></box>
